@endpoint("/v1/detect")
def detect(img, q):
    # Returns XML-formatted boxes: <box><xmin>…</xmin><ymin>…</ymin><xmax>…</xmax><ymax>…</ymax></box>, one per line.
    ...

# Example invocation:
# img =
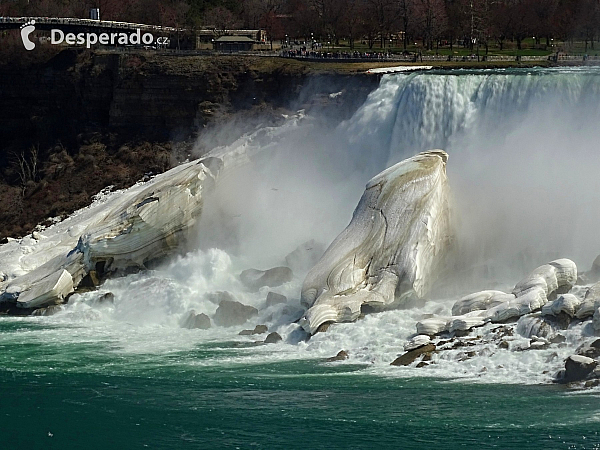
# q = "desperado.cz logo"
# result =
<box><xmin>20</xmin><ymin>20</ymin><xmax>165</xmax><ymax>51</ymax></box>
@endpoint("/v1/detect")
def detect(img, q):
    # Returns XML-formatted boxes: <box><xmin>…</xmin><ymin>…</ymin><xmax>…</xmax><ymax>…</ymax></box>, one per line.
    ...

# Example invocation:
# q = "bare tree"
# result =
<box><xmin>397</xmin><ymin>0</ymin><xmax>416</xmax><ymax>50</ymax></box>
<box><xmin>415</xmin><ymin>0</ymin><xmax>447</xmax><ymax>50</ymax></box>
<box><xmin>11</xmin><ymin>145</ymin><xmax>40</xmax><ymax>195</ymax></box>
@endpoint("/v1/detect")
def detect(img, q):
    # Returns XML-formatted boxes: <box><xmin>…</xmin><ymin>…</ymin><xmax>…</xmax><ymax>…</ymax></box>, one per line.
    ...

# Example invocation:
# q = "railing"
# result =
<box><xmin>0</xmin><ymin>16</ymin><xmax>178</xmax><ymax>32</ymax></box>
<box><xmin>281</xmin><ymin>50</ymin><xmax>599</xmax><ymax>63</ymax></box>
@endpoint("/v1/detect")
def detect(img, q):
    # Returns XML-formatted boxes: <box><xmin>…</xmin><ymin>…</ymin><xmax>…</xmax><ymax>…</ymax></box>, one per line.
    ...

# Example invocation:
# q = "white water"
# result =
<box><xmin>5</xmin><ymin>67</ymin><xmax>600</xmax><ymax>386</ymax></box>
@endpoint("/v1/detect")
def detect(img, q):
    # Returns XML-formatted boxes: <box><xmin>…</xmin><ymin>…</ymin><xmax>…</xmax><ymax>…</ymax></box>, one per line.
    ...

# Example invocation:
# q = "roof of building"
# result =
<box><xmin>215</xmin><ymin>36</ymin><xmax>255</xmax><ymax>43</ymax></box>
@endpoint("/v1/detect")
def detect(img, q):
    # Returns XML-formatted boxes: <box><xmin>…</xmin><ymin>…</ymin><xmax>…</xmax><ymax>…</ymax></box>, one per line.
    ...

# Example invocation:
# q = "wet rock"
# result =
<box><xmin>213</xmin><ymin>300</ymin><xmax>258</xmax><ymax>327</ymax></box>
<box><xmin>253</xmin><ymin>324</ymin><xmax>268</xmax><ymax>334</ymax></box>
<box><xmin>561</xmin><ymin>355</ymin><xmax>597</xmax><ymax>383</ymax></box>
<box><xmin>549</xmin><ymin>334</ymin><xmax>566</xmax><ymax>344</ymax></box>
<box><xmin>97</xmin><ymin>292</ymin><xmax>115</xmax><ymax>305</ymax></box>
<box><xmin>78</xmin><ymin>270</ymin><xmax>101</xmax><ymax>289</ymax></box>
<box><xmin>492</xmin><ymin>325</ymin><xmax>514</xmax><ymax>338</ymax></box>
<box><xmin>584</xmin><ymin>379</ymin><xmax>600</xmax><ymax>388</ymax></box>
<box><xmin>284</xmin><ymin>239</ymin><xmax>325</xmax><ymax>273</ymax></box>
<box><xmin>576</xmin><ymin>282</ymin><xmax>600</xmax><ymax>319</ymax></box>
<box><xmin>416</xmin><ymin>317</ymin><xmax>448</xmax><ymax>336</ymax></box>
<box><xmin>326</xmin><ymin>350</ymin><xmax>349</xmax><ymax>362</ymax></box>
<box><xmin>541</xmin><ymin>294</ymin><xmax>581</xmax><ymax>318</ymax></box>
<box><xmin>205</xmin><ymin>291</ymin><xmax>237</xmax><ymax>305</ymax></box>
<box><xmin>180</xmin><ymin>310</ymin><xmax>211</xmax><ymax>330</ymax></box>
<box><xmin>265</xmin><ymin>292</ymin><xmax>287</xmax><ymax>307</ymax></box>
<box><xmin>31</xmin><ymin>305</ymin><xmax>63</xmax><ymax>316</ymax></box>
<box><xmin>498</xmin><ymin>340</ymin><xmax>509</xmax><ymax>349</ymax></box>
<box><xmin>264</xmin><ymin>332</ymin><xmax>283</xmax><ymax>344</ymax></box>
<box><xmin>404</xmin><ymin>335</ymin><xmax>431</xmax><ymax>351</ymax></box>
<box><xmin>517</xmin><ymin>315</ymin><xmax>555</xmax><ymax>339</ymax></box>
<box><xmin>593</xmin><ymin>306</ymin><xmax>600</xmax><ymax>333</ymax></box>
<box><xmin>577</xmin><ymin>343</ymin><xmax>600</xmax><ymax>359</ymax></box>
<box><xmin>315</xmin><ymin>322</ymin><xmax>332</xmax><ymax>333</ymax></box>
<box><xmin>391</xmin><ymin>343</ymin><xmax>436</xmax><ymax>366</ymax></box>
<box><xmin>550</xmin><ymin>312</ymin><xmax>572</xmax><ymax>330</ymax></box>
<box><xmin>416</xmin><ymin>362</ymin><xmax>429</xmax><ymax>368</ymax></box>
<box><xmin>528</xmin><ymin>338</ymin><xmax>550</xmax><ymax>350</ymax></box>
<box><xmin>590</xmin><ymin>255</ymin><xmax>600</xmax><ymax>281</ymax></box>
<box><xmin>240</xmin><ymin>267</ymin><xmax>293</xmax><ymax>291</ymax></box>
<box><xmin>449</xmin><ymin>312</ymin><xmax>488</xmax><ymax>332</ymax></box>
<box><xmin>452</xmin><ymin>290</ymin><xmax>513</xmax><ymax>316</ymax></box>
<box><xmin>239</xmin><ymin>324</ymin><xmax>269</xmax><ymax>336</ymax></box>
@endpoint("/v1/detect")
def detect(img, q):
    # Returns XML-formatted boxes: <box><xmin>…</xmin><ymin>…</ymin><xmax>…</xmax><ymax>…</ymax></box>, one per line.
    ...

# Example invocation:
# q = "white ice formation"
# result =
<box><xmin>576</xmin><ymin>282</ymin><xmax>600</xmax><ymax>319</ymax></box>
<box><xmin>416</xmin><ymin>259</ymin><xmax>578</xmax><ymax>336</ymax></box>
<box><xmin>541</xmin><ymin>294</ymin><xmax>582</xmax><ymax>318</ymax></box>
<box><xmin>0</xmin><ymin>157</ymin><xmax>223</xmax><ymax>309</ymax></box>
<box><xmin>300</xmin><ymin>150</ymin><xmax>453</xmax><ymax>334</ymax></box>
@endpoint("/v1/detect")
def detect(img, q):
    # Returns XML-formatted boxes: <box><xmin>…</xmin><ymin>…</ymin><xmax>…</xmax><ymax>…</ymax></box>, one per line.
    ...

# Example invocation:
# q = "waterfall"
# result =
<box><xmin>339</xmin><ymin>68</ymin><xmax>600</xmax><ymax>278</ymax></box>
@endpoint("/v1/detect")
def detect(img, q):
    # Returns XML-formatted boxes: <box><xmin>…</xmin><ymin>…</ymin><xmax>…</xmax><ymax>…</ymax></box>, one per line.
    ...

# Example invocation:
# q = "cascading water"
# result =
<box><xmin>2</xmin><ymin>67</ymin><xmax>600</xmax><ymax>449</ymax></box>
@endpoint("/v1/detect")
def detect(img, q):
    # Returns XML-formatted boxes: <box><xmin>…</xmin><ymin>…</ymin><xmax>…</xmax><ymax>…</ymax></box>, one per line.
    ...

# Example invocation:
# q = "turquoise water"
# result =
<box><xmin>1</xmin><ymin>320</ymin><xmax>600</xmax><ymax>449</ymax></box>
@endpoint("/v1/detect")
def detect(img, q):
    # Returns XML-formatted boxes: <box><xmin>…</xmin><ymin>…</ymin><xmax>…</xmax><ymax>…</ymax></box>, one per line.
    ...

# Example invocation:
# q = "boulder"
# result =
<box><xmin>301</xmin><ymin>151</ymin><xmax>453</xmax><ymax>334</ymax></box>
<box><xmin>448</xmin><ymin>311</ymin><xmax>488</xmax><ymax>333</ymax></box>
<box><xmin>31</xmin><ymin>304</ymin><xmax>63</xmax><ymax>316</ymax></box>
<box><xmin>239</xmin><ymin>324</ymin><xmax>268</xmax><ymax>336</ymax></box>
<box><xmin>590</xmin><ymin>254</ymin><xmax>600</xmax><ymax>281</ymax></box>
<box><xmin>240</xmin><ymin>267</ymin><xmax>293</xmax><ymax>291</ymax></box>
<box><xmin>96</xmin><ymin>292</ymin><xmax>115</xmax><ymax>305</ymax></box>
<box><xmin>180</xmin><ymin>310</ymin><xmax>211</xmax><ymax>329</ymax></box>
<box><xmin>404</xmin><ymin>335</ymin><xmax>431</xmax><ymax>352</ymax></box>
<box><xmin>265</xmin><ymin>292</ymin><xmax>287</xmax><ymax>307</ymax></box>
<box><xmin>593</xmin><ymin>306</ymin><xmax>600</xmax><ymax>333</ymax></box>
<box><xmin>416</xmin><ymin>317</ymin><xmax>449</xmax><ymax>336</ymax></box>
<box><xmin>549</xmin><ymin>334</ymin><xmax>566</xmax><ymax>344</ymax></box>
<box><xmin>577</xmin><ymin>343</ymin><xmax>600</xmax><ymax>359</ymax></box>
<box><xmin>264</xmin><ymin>332</ymin><xmax>283</xmax><ymax>344</ymax></box>
<box><xmin>205</xmin><ymin>291</ymin><xmax>237</xmax><ymax>305</ymax></box>
<box><xmin>253</xmin><ymin>324</ymin><xmax>268</xmax><ymax>334</ymax></box>
<box><xmin>541</xmin><ymin>294</ymin><xmax>581</xmax><ymax>318</ymax></box>
<box><xmin>284</xmin><ymin>239</ymin><xmax>326</xmax><ymax>273</ymax></box>
<box><xmin>561</xmin><ymin>355</ymin><xmax>598</xmax><ymax>383</ymax></box>
<box><xmin>315</xmin><ymin>322</ymin><xmax>332</xmax><ymax>333</ymax></box>
<box><xmin>326</xmin><ymin>350</ymin><xmax>349</xmax><ymax>362</ymax></box>
<box><xmin>391</xmin><ymin>343</ymin><xmax>436</xmax><ymax>366</ymax></box>
<box><xmin>78</xmin><ymin>270</ymin><xmax>101</xmax><ymax>289</ymax></box>
<box><xmin>213</xmin><ymin>300</ymin><xmax>258</xmax><ymax>327</ymax></box>
<box><xmin>451</xmin><ymin>290</ymin><xmax>513</xmax><ymax>316</ymax></box>
<box><xmin>516</xmin><ymin>315</ymin><xmax>555</xmax><ymax>339</ymax></box>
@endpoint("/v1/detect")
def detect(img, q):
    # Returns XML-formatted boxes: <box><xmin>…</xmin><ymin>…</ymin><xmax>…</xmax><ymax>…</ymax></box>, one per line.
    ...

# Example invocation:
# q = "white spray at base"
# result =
<box><xmin>5</xmin><ymin>67</ymin><xmax>600</xmax><ymax>385</ymax></box>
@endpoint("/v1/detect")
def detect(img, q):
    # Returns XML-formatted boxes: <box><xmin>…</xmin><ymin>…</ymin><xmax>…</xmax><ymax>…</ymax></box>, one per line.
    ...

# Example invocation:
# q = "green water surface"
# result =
<box><xmin>1</xmin><ymin>320</ymin><xmax>599</xmax><ymax>449</ymax></box>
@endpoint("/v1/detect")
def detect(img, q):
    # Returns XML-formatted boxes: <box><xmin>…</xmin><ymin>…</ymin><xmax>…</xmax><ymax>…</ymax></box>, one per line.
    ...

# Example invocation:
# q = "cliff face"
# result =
<box><xmin>0</xmin><ymin>51</ymin><xmax>378</xmax><ymax>147</ymax></box>
<box><xmin>0</xmin><ymin>51</ymin><xmax>379</xmax><ymax>239</ymax></box>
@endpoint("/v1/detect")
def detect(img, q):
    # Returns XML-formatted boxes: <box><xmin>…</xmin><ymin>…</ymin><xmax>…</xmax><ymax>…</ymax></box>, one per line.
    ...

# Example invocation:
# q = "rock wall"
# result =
<box><xmin>0</xmin><ymin>51</ymin><xmax>378</xmax><ymax>151</ymax></box>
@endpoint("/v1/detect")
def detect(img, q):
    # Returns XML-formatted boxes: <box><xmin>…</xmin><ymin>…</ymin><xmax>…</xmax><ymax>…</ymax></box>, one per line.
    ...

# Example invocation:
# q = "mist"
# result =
<box><xmin>190</xmin><ymin>67</ymin><xmax>600</xmax><ymax>293</ymax></box>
